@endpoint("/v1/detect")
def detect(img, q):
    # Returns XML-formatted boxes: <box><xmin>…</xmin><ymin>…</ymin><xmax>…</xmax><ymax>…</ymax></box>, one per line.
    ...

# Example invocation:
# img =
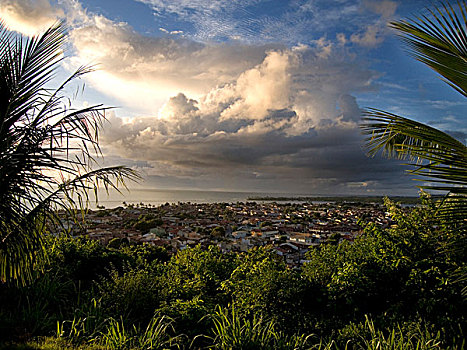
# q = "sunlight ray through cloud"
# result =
<box><xmin>2</xmin><ymin>0</ymin><xmax>463</xmax><ymax>194</ymax></box>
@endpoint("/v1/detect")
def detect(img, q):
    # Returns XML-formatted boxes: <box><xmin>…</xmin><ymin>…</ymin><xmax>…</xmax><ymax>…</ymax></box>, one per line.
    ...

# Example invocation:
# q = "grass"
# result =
<box><xmin>0</xmin><ymin>313</ymin><xmax>460</xmax><ymax>350</ymax></box>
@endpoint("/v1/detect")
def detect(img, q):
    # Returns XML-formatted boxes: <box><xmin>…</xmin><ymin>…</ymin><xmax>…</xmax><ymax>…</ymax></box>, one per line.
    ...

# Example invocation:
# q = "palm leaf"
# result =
<box><xmin>362</xmin><ymin>108</ymin><xmax>467</xmax><ymax>229</ymax></box>
<box><xmin>0</xmin><ymin>22</ymin><xmax>139</xmax><ymax>285</ymax></box>
<box><xmin>362</xmin><ymin>109</ymin><xmax>467</xmax><ymax>191</ymax></box>
<box><xmin>363</xmin><ymin>0</ymin><xmax>467</xmax><ymax>297</ymax></box>
<box><xmin>390</xmin><ymin>1</ymin><xmax>467</xmax><ymax>96</ymax></box>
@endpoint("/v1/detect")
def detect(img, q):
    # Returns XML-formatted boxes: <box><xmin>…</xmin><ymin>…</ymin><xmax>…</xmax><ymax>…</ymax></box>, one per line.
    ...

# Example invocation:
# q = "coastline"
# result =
<box><xmin>86</xmin><ymin>188</ymin><xmax>428</xmax><ymax>209</ymax></box>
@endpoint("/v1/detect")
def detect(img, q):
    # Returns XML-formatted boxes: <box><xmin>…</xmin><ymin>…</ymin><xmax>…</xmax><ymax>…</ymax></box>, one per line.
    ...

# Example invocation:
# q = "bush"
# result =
<box><xmin>223</xmin><ymin>247</ymin><xmax>323</xmax><ymax>334</ymax></box>
<box><xmin>207</xmin><ymin>305</ymin><xmax>313</xmax><ymax>350</ymax></box>
<box><xmin>96</xmin><ymin>266</ymin><xmax>162</xmax><ymax>324</ymax></box>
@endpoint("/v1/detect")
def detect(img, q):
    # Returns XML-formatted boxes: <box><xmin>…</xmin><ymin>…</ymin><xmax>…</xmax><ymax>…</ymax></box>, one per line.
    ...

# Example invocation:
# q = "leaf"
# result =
<box><xmin>0</xmin><ymin>22</ymin><xmax>140</xmax><ymax>285</ymax></box>
<box><xmin>390</xmin><ymin>1</ymin><xmax>467</xmax><ymax>96</ymax></box>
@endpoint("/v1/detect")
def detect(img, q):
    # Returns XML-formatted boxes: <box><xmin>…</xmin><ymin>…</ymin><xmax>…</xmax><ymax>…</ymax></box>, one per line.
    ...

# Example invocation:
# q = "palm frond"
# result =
<box><xmin>437</xmin><ymin>193</ymin><xmax>467</xmax><ymax>231</ymax></box>
<box><xmin>0</xmin><ymin>22</ymin><xmax>140</xmax><ymax>285</ymax></box>
<box><xmin>0</xmin><ymin>22</ymin><xmax>65</xmax><ymax>130</ymax></box>
<box><xmin>361</xmin><ymin>108</ymin><xmax>467</xmax><ymax>231</ymax></box>
<box><xmin>363</xmin><ymin>1</ymin><xmax>467</xmax><ymax>298</ymax></box>
<box><xmin>390</xmin><ymin>1</ymin><xmax>467</xmax><ymax>96</ymax></box>
<box><xmin>0</xmin><ymin>214</ymin><xmax>46</xmax><ymax>284</ymax></box>
<box><xmin>361</xmin><ymin>108</ymin><xmax>467</xmax><ymax>192</ymax></box>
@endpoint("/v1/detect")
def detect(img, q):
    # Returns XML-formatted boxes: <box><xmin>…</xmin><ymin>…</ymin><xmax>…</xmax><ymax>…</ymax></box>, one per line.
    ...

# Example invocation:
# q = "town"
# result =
<box><xmin>59</xmin><ymin>200</ymin><xmax>393</xmax><ymax>268</ymax></box>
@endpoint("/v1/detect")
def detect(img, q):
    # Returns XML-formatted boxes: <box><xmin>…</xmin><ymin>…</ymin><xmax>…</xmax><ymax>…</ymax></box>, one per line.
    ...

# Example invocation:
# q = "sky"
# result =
<box><xmin>1</xmin><ymin>0</ymin><xmax>466</xmax><ymax>196</ymax></box>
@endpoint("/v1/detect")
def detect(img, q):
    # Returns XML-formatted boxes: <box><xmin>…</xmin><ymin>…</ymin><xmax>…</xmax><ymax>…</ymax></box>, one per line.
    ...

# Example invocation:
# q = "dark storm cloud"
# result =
<box><xmin>444</xmin><ymin>130</ymin><xmax>467</xmax><ymax>143</ymax></box>
<box><xmin>100</xmin><ymin>44</ymin><xmax>409</xmax><ymax>194</ymax></box>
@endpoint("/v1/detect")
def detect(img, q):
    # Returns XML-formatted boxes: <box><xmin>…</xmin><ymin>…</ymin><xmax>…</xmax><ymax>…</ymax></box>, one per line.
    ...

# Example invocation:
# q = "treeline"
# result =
<box><xmin>0</xmin><ymin>197</ymin><xmax>465</xmax><ymax>349</ymax></box>
<box><xmin>247</xmin><ymin>196</ymin><xmax>439</xmax><ymax>205</ymax></box>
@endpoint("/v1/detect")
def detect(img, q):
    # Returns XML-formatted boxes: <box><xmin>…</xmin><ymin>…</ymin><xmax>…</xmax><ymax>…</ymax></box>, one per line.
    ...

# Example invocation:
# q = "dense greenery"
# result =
<box><xmin>0</xmin><ymin>2</ymin><xmax>465</xmax><ymax>349</ymax></box>
<box><xmin>361</xmin><ymin>0</ymin><xmax>467</xmax><ymax>301</ymax></box>
<box><xmin>0</xmin><ymin>196</ymin><xmax>465</xmax><ymax>349</ymax></box>
<box><xmin>0</xmin><ymin>21</ymin><xmax>137</xmax><ymax>285</ymax></box>
<box><xmin>361</xmin><ymin>1</ymin><xmax>467</xmax><ymax>232</ymax></box>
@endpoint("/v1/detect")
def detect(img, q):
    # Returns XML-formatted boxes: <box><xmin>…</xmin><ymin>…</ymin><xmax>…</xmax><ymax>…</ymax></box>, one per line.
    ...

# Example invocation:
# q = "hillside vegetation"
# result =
<box><xmin>0</xmin><ymin>196</ymin><xmax>465</xmax><ymax>349</ymax></box>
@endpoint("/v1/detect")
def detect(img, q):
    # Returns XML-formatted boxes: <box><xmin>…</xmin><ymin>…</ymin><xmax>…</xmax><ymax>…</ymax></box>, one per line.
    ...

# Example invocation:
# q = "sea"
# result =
<box><xmin>88</xmin><ymin>188</ymin><xmax>310</xmax><ymax>209</ymax></box>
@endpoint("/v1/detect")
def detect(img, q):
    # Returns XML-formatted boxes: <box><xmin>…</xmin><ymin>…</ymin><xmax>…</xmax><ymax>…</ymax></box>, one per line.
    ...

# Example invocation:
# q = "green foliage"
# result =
<box><xmin>45</xmin><ymin>235</ymin><xmax>127</xmax><ymax>287</ymax></box>
<box><xmin>135</xmin><ymin>315</ymin><xmax>180</xmax><ymax>350</ymax></box>
<box><xmin>0</xmin><ymin>200</ymin><xmax>465</xmax><ymax>348</ymax></box>
<box><xmin>361</xmin><ymin>0</ymin><xmax>467</xmax><ymax>199</ymax></box>
<box><xmin>155</xmin><ymin>245</ymin><xmax>237</xmax><ymax>340</ymax></box>
<box><xmin>157</xmin><ymin>296</ymin><xmax>210</xmax><ymax>343</ymax></box>
<box><xmin>341</xmin><ymin>316</ymin><xmax>446</xmax><ymax>350</ymax></box>
<box><xmin>118</xmin><ymin>243</ymin><xmax>170</xmax><ymax>267</ymax></box>
<box><xmin>223</xmin><ymin>247</ymin><xmax>321</xmax><ymax>333</ymax></box>
<box><xmin>390</xmin><ymin>1</ymin><xmax>467</xmax><ymax>97</ymax></box>
<box><xmin>207</xmin><ymin>305</ymin><xmax>313</xmax><ymax>350</ymax></box>
<box><xmin>97</xmin><ymin>315</ymin><xmax>179</xmax><ymax>350</ymax></box>
<box><xmin>99</xmin><ymin>318</ymin><xmax>131</xmax><ymax>350</ymax></box>
<box><xmin>0</xmin><ymin>22</ymin><xmax>138</xmax><ymax>285</ymax></box>
<box><xmin>303</xmin><ymin>196</ymin><xmax>466</xmax><ymax>343</ymax></box>
<box><xmin>0</xmin><ymin>269</ymin><xmax>76</xmax><ymax>339</ymax></box>
<box><xmin>96</xmin><ymin>266</ymin><xmax>162</xmax><ymax>323</ymax></box>
<box><xmin>303</xmin><ymin>228</ymin><xmax>406</xmax><ymax>326</ymax></box>
<box><xmin>360</xmin><ymin>1</ymin><xmax>467</xmax><ymax>252</ymax></box>
<box><xmin>360</xmin><ymin>4</ymin><xmax>467</xmax><ymax>304</ymax></box>
<box><xmin>162</xmin><ymin>245</ymin><xmax>236</xmax><ymax>302</ymax></box>
<box><xmin>127</xmin><ymin>214</ymin><xmax>163</xmax><ymax>233</ymax></box>
<box><xmin>0</xmin><ymin>235</ymin><xmax>168</xmax><ymax>340</ymax></box>
<box><xmin>57</xmin><ymin>310</ymin><xmax>179</xmax><ymax>350</ymax></box>
<box><xmin>361</xmin><ymin>109</ymin><xmax>467</xmax><ymax>199</ymax></box>
<box><xmin>56</xmin><ymin>298</ymin><xmax>106</xmax><ymax>345</ymax></box>
<box><xmin>44</xmin><ymin>235</ymin><xmax>168</xmax><ymax>286</ymax></box>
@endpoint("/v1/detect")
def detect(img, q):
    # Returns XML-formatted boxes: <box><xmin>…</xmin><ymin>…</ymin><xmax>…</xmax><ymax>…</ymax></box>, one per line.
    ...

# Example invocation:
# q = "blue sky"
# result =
<box><xmin>1</xmin><ymin>0</ymin><xmax>465</xmax><ymax>195</ymax></box>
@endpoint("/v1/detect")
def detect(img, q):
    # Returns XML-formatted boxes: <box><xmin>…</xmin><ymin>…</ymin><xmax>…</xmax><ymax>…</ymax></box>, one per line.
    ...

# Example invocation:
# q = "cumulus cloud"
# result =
<box><xmin>67</xmin><ymin>12</ymin><xmax>280</xmax><ymax>114</ymax></box>
<box><xmin>218</xmin><ymin>50</ymin><xmax>294</xmax><ymax>121</ymax></box>
<box><xmin>98</xmin><ymin>43</ymin><xmax>408</xmax><ymax>194</ymax></box>
<box><xmin>337</xmin><ymin>94</ymin><xmax>361</xmax><ymax>122</ymax></box>
<box><xmin>3</xmin><ymin>0</ymin><xmax>411</xmax><ymax>194</ymax></box>
<box><xmin>0</xmin><ymin>0</ymin><xmax>64</xmax><ymax>36</ymax></box>
<box><xmin>349</xmin><ymin>0</ymin><xmax>398</xmax><ymax>47</ymax></box>
<box><xmin>61</xmin><ymin>0</ymin><xmax>394</xmax><ymax>117</ymax></box>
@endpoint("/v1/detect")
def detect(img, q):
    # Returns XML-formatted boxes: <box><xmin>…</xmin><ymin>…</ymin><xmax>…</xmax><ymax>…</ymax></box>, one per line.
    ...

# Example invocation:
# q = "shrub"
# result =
<box><xmin>96</xmin><ymin>266</ymin><xmax>162</xmax><ymax>324</ymax></box>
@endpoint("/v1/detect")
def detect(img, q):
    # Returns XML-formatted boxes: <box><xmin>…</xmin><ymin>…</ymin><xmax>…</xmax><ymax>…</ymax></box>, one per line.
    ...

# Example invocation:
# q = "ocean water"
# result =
<box><xmin>89</xmin><ymin>188</ymin><xmax>302</xmax><ymax>209</ymax></box>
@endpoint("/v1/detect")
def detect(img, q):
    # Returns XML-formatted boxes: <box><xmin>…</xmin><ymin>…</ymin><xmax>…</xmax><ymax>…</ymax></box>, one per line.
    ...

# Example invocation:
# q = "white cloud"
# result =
<box><xmin>159</xmin><ymin>27</ymin><xmax>183</xmax><ymax>35</ymax></box>
<box><xmin>56</xmin><ymin>0</ymin><xmax>396</xmax><ymax>120</ymax></box>
<box><xmin>219</xmin><ymin>50</ymin><xmax>294</xmax><ymax>121</ymax></box>
<box><xmin>136</xmin><ymin>0</ymin><xmax>262</xmax><ymax>42</ymax></box>
<box><xmin>350</xmin><ymin>0</ymin><xmax>398</xmax><ymax>47</ymax></box>
<box><xmin>136</xmin><ymin>0</ymin><xmax>396</xmax><ymax>48</ymax></box>
<box><xmin>350</xmin><ymin>23</ymin><xmax>386</xmax><ymax>47</ymax></box>
<box><xmin>96</xmin><ymin>40</ymin><xmax>397</xmax><ymax>193</ymax></box>
<box><xmin>0</xmin><ymin>0</ymin><xmax>64</xmax><ymax>36</ymax></box>
<box><xmin>67</xmin><ymin>12</ymin><xmax>280</xmax><ymax>114</ymax></box>
<box><xmin>363</xmin><ymin>0</ymin><xmax>398</xmax><ymax>18</ymax></box>
<box><xmin>137</xmin><ymin>0</ymin><xmax>235</xmax><ymax>16</ymax></box>
<box><xmin>2</xmin><ymin>0</ymin><xmax>410</xmax><ymax>193</ymax></box>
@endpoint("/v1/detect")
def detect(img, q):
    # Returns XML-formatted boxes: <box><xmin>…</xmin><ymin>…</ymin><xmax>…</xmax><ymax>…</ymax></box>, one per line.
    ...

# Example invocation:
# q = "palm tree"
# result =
<box><xmin>361</xmin><ymin>1</ymin><xmax>466</xmax><ymax>293</ymax></box>
<box><xmin>0</xmin><ymin>22</ymin><xmax>139</xmax><ymax>285</ymax></box>
<box><xmin>361</xmin><ymin>1</ymin><xmax>466</xmax><ymax>223</ymax></box>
